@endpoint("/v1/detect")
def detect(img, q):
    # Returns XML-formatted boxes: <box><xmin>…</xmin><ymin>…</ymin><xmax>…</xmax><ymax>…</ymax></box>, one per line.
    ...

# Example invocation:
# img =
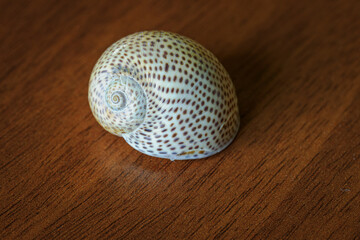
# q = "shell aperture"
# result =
<box><xmin>88</xmin><ymin>31</ymin><xmax>240</xmax><ymax>160</ymax></box>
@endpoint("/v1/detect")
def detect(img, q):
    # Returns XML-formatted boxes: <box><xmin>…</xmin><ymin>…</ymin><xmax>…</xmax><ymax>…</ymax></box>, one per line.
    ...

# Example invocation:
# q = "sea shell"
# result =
<box><xmin>88</xmin><ymin>31</ymin><xmax>240</xmax><ymax>160</ymax></box>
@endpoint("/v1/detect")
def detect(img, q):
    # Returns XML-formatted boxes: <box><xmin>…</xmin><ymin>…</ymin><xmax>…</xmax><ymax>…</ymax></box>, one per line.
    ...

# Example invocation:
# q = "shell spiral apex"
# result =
<box><xmin>88</xmin><ymin>31</ymin><xmax>240</xmax><ymax>160</ymax></box>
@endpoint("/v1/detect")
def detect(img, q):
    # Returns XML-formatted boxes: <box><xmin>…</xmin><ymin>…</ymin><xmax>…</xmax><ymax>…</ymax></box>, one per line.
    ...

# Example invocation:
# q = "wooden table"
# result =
<box><xmin>1</xmin><ymin>0</ymin><xmax>360</xmax><ymax>239</ymax></box>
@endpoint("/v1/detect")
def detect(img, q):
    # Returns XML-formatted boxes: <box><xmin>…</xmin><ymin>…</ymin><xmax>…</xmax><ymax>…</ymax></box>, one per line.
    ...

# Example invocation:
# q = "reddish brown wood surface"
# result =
<box><xmin>1</xmin><ymin>0</ymin><xmax>360</xmax><ymax>239</ymax></box>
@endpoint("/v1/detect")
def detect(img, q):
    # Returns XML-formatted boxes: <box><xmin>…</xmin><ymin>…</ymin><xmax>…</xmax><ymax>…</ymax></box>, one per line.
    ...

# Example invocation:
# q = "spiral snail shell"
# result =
<box><xmin>88</xmin><ymin>31</ymin><xmax>240</xmax><ymax>160</ymax></box>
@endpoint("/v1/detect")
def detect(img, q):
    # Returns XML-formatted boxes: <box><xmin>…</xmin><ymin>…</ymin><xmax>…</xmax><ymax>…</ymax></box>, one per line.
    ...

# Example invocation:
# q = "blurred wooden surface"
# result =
<box><xmin>1</xmin><ymin>0</ymin><xmax>360</xmax><ymax>239</ymax></box>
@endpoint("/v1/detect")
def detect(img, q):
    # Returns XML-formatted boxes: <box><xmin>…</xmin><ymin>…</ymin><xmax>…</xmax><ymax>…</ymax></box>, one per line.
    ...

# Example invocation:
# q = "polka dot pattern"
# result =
<box><xmin>88</xmin><ymin>31</ymin><xmax>240</xmax><ymax>160</ymax></box>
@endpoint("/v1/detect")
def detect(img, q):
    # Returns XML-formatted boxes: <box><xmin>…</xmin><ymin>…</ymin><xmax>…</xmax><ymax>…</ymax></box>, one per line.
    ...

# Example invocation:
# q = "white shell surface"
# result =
<box><xmin>89</xmin><ymin>31</ymin><xmax>240</xmax><ymax>160</ymax></box>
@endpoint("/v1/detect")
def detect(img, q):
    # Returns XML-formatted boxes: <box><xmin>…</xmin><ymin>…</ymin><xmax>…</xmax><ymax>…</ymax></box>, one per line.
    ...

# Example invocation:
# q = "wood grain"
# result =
<box><xmin>1</xmin><ymin>0</ymin><xmax>360</xmax><ymax>239</ymax></box>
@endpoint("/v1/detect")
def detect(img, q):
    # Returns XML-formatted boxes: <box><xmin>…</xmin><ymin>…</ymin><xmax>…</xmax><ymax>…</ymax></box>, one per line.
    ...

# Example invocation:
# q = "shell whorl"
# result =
<box><xmin>89</xmin><ymin>64</ymin><xmax>147</xmax><ymax>136</ymax></box>
<box><xmin>89</xmin><ymin>31</ymin><xmax>240</xmax><ymax>160</ymax></box>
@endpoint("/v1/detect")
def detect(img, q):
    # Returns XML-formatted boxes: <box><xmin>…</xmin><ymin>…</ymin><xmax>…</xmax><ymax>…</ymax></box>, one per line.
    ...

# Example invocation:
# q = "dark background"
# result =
<box><xmin>1</xmin><ymin>0</ymin><xmax>360</xmax><ymax>239</ymax></box>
